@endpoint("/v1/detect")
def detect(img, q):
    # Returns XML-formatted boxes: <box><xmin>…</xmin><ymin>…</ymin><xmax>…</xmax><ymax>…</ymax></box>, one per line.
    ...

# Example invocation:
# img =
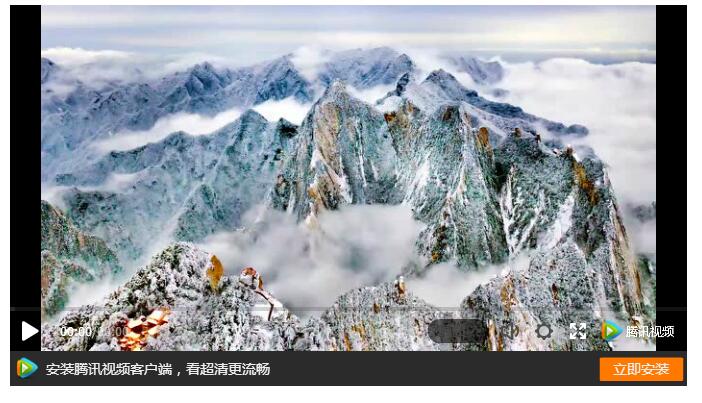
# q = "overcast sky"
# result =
<box><xmin>41</xmin><ymin>5</ymin><xmax>656</xmax><ymax>65</ymax></box>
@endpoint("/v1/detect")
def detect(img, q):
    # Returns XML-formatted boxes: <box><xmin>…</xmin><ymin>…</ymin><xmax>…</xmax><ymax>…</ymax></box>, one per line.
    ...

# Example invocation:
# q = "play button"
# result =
<box><xmin>21</xmin><ymin>321</ymin><xmax>39</xmax><ymax>341</ymax></box>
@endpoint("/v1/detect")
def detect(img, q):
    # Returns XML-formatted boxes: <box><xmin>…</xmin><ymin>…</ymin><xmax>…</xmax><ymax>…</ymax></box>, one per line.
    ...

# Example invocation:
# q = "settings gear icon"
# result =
<box><xmin>535</xmin><ymin>323</ymin><xmax>553</xmax><ymax>340</ymax></box>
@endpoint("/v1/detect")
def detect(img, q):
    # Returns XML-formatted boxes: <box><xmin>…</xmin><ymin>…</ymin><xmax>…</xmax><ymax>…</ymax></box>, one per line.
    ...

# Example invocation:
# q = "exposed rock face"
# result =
<box><xmin>400</xmin><ymin>103</ymin><xmax>507</xmax><ymax>268</ymax></box>
<box><xmin>461</xmin><ymin>133</ymin><xmax>649</xmax><ymax>350</ymax></box>
<box><xmin>465</xmin><ymin>241</ymin><xmax>613</xmax><ymax>351</ymax></box>
<box><xmin>494</xmin><ymin>134</ymin><xmax>576</xmax><ymax>256</ymax></box>
<box><xmin>381</xmin><ymin>72</ymin><xmax>411</xmax><ymax>99</ymax></box>
<box><xmin>271</xmin><ymin>82</ymin><xmax>513</xmax><ymax>269</ymax></box>
<box><xmin>271</xmin><ymin>81</ymin><xmax>400</xmax><ymax>221</ymax></box>
<box><xmin>41</xmin><ymin>200</ymin><xmax>121</xmax><ymax>319</ymax></box>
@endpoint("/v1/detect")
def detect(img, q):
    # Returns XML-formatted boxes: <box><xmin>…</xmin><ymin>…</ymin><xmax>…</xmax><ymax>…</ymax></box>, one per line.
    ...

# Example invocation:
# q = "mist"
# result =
<box><xmin>289</xmin><ymin>46</ymin><xmax>331</xmax><ymax>83</ymax></box>
<box><xmin>406</xmin><ymin>255</ymin><xmax>531</xmax><ymax>310</ymax></box>
<box><xmin>196</xmin><ymin>203</ymin><xmax>539</xmax><ymax>318</ymax></box>
<box><xmin>197</xmin><ymin>204</ymin><xmax>425</xmax><ymax>317</ymax></box>
<box><xmin>41</xmin><ymin>47</ymin><xmax>234</xmax><ymax>92</ymax></box>
<box><xmin>92</xmin><ymin>107</ymin><xmax>242</xmax><ymax>152</ymax></box>
<box><xmin>253</xmin><ymin>97</ymin><xmax>312</xmax><ymax>125</ymax></box>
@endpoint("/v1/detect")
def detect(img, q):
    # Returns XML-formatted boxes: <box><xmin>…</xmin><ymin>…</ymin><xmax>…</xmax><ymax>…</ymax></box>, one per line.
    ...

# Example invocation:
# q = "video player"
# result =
<box><xmin>9</xmin><ymin>3</ymin><xmax>687</xmax><ymax>388</ymax></box>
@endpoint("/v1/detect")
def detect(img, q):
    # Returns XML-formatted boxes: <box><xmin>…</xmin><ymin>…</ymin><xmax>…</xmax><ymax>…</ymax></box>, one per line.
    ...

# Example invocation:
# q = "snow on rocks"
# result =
<box><xmin>42</xmin><ymin>243</ymin><xmax>298</xmax><ymax>351</ymax></box>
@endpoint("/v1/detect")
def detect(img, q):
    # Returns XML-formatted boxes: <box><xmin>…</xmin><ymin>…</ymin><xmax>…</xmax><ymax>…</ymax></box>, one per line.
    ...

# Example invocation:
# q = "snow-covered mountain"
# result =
<box><xmin>54</xmin><ymin>110</ymin><xmax>297</xmax><ymax>262</ymax></box>
<box><xmin>40</xmin><ymin>47</ymin><xmax>653</xmax><ymax>351</ymax></box>
<box><xmin>447</xmin><ymin>55</ymin><xmax>504</xmax><ymax>85</ymax></box>
<box><xmin>317</xmin><ymin>47</ymin><xmax>414</xmax><ymax>89</ymax></box>
<box><xmin>41</xmin><ymin>47</ymin><xmax>585</xmax><ymax>181</ymax></box>
<box><xmin>379</xmin><ymin>68</ymin><xmax>588</xmax><ymax>138</ymax></box>
<box><xmin>42</xmin><ymin>243</ymin><xmax>446</xmax><ymax>351</ymax></box>
<box><xmin>40</xmin><ymin>57</ymin><xmax>310</xmax><ymax>180</ymax></box>
<box><xmin>41</xmin><ymin>200</ymin><xmax>122</xmax><ymax>319</ymax></box>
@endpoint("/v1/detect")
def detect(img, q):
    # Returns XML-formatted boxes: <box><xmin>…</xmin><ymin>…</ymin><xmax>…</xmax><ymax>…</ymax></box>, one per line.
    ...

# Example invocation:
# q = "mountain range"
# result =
<box><xmin>40</xmin><ymin>47</ymin><xmax>652</xmax><ymax>351</ymax></box>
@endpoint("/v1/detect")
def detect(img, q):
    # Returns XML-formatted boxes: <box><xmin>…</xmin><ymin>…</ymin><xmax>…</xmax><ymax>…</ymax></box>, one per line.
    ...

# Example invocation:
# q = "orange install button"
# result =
<box><xmin>600</xmin><ymin>357</ymin><xmax>684</xmax><ymax>382</ymax></box>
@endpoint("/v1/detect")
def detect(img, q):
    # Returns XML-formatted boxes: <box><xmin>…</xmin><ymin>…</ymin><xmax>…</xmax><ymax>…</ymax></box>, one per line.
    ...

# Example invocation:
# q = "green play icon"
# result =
<box><xmin>601</xmin><ymin>320</ymin><xmax>623</xmax><ymax>341</ymax></box>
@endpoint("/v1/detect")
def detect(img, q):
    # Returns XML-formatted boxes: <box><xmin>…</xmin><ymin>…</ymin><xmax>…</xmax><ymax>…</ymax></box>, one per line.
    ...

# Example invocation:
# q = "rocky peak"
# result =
<box><xmin>407</xmin><ymin>69</ymin><xmax>588</xmax><ymax>139</ymax></box>
<box><xmin>424</xmin><ymin>69</ymin><xmax>457</xmax><ymax>85</ymax></box>
<box><xmin>271</xmin><ymin>84</ymin><xmax>400</xmax><ymax>220</ymax></box>
<box><xmin>191</xmin><ymin>61</ymin><xmax>216</xmax><ymax>73</ymax></box>
<box><xmin>275</xmin><ymin>118</ymin><xmax>298</xmax><ymax>138</ymax></box>
<box><xmin>184</xmin><ymin>62</ymin><xmax>229</xmax><ymax>95</ymax></box>
<box><xmin>381</xmin><ymin>71</ymin><xmax>412</xmax><ymax>100</ymax></box>
<box><xmin>253</xmin><ymin>55</ymin><xmax>312</xmax><ymax>104</ymax></box>
<box><xmin>402</xmin><ymin>102</ymin><xmax>507</xmax><ymax>268</ymax></box>
<box><xmin>423</xmin><ymin>69</ymin><xmax>475</xmax><ymax>95</ymax></box>
<box><xmin>238</xmin><ymin>109</ymin><xmax>269</xmax><ymax>127</ymax></box>
<box><xmin>417</xmin><ymin>69</ymin><xmax>480</xmax><ymax>106</ymax></box>
<box><xmin>320</xmin><ymin>79</ymin><xmax>350</xmax><ymax>103</ymax></box>
<box><xmin>395</xmin><ymin>52</ymin><xmax>413</xmax><ymax>67</ymax></box>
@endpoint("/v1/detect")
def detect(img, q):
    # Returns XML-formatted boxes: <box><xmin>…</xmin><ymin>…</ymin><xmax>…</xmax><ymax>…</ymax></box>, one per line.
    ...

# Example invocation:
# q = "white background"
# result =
<box><xmin>2</xmin><ymin>0</ymin><xmax>697</xmax><ymax>400</ymax></box>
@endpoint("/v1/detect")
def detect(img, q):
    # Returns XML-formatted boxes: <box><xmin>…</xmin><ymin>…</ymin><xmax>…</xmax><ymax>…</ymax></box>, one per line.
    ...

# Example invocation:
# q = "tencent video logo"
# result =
<box><xmin>16</xmin><ymin>357</ymin><xmax>38</xmax><ymax>379</ymax></box>
<box><xmin>601</xmin><ymin>320</ymin><xmax>623</xmax><ymax>341</ymax></box>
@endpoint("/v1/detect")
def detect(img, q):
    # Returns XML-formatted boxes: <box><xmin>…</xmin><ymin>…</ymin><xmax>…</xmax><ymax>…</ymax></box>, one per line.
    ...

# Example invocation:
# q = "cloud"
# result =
<box><xmin>41</xmin><ymin>47</ymin><xmax>236</xmax><ymax>95</ymax></box>
<box><xmin>198</xmin><ymin>200</ymin><xmax>534</xmax><ymax>316</ymax></box>
<box><xmin>41</xmin><ymin>47</ymin><xmax>149</xmax><ymax>93</ymax></box>
<box><xmin>41</xmin><ymin>47</ymin><xmax>133</xmax><ymax>66</ymax></box>
<box><xmin>41</xmin><ymin>184</ymin><xmax>71</xmax><ymax>211</ymax></box>
<box><xmin>92</xmin><ymin>107</ymin><xmax>242</xmax><ymax>153</ymax></box>
<box><xmin>60</xmin><ymin>277</ymin><xmax>124</xmax><ymax>318</ymax></box>
<box><xmin>347</xmin><ymin>83</ymin><xmax>396</xmax><ymax>105</ymax></box>
<box><xmin>290</xmin><ymin>46</ymin><xmax>331</xmax><ymax>83</ymax></box>
<box><xmin>198</xmin><ymin>205</ymin><xmax>425</xmax><ymax>317</ymax></box>
<box><xmin>623</xmin><ymin>217</ymin><xmax>657</xmax><ymax>258</ymax></box>
<box><xmin>253</xmin><ymin>98</ymin><xmax>312</xmax><ymax>126</ymax></box>
<box><xmin>406</xmin><ymin>255</ymin><xmax>531</xmax><ymax>310</ymax></box>
<box><xmin>42</xmin><ymin>6</ymin><xmax>655</xmax><ymax>52</ymax></box>
<box><xmin>399</xmin><ymin>47</ymin><xmax>481</xmax><ymax>87</ymax></box>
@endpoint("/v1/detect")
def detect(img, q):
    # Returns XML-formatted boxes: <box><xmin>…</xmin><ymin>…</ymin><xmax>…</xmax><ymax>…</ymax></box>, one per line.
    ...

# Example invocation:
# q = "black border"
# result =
<box><xmin>654</xmin><ymin>5</ymin><xmax>687</xmax><ymax>352</ymax></box>
<box><xmin>10</xmin><ymin>4</ymin><xmax>41</xmax><ymax>352</ymax></box>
